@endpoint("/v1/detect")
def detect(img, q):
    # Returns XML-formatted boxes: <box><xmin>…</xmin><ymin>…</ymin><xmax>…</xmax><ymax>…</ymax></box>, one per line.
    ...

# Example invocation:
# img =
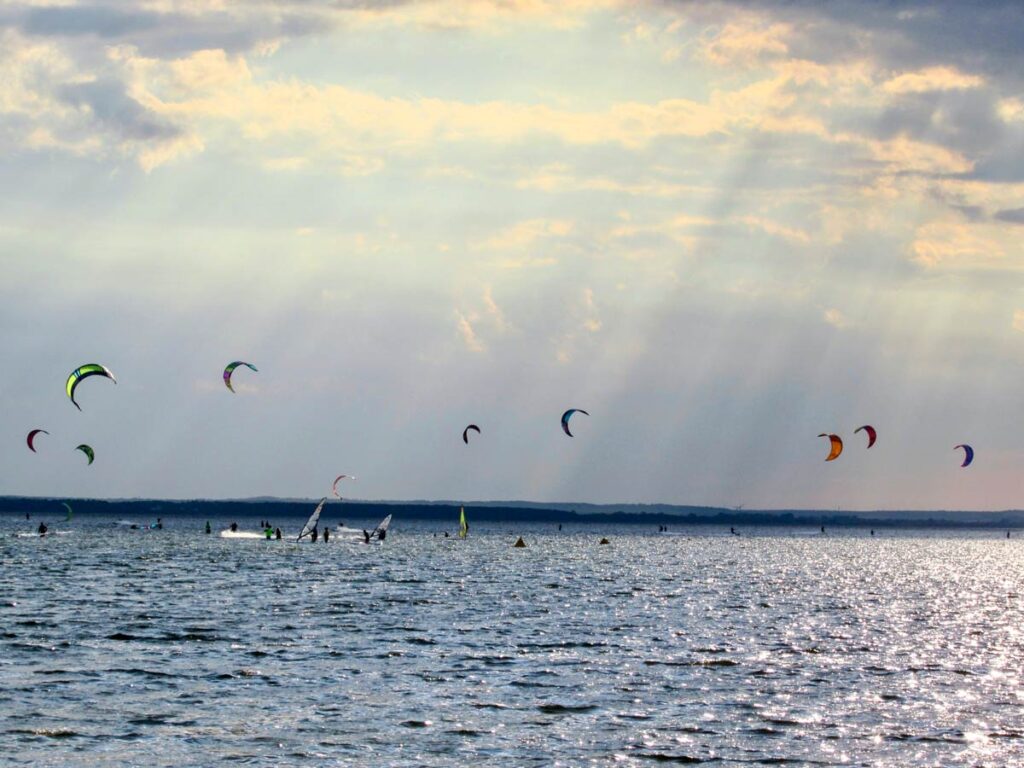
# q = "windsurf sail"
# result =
<box><xmin>371</xmin><ymin>514</ymin><xmax>392</xmax><ymax>541</ymax></box>
<box><xmin>298</xmin><ymin>497</ymin><xmax>326</xmax><ymax>541</ymax></box>
<box><xmin>459</xmin><ymin>506</ymin><xmax>468</xmax><ymax>538</ymax></box>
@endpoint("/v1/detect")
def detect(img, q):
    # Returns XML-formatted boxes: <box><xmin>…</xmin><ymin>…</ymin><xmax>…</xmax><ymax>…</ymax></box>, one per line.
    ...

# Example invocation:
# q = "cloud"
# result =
<box><xmin>700</xmin><ymin>18</ymin><xmax>791</xmax><ymax>68</ymax></box>
<box><xmin>476</xmin><ymin>218</ymin><xmax>574</xmax><ymax>251</ymax></box>
<box><xmin>58</xmin><ymin>77</ymin><xmax>181</xmax><ymax>141</ymax></box>
<box><xmin>994</xmin><ymin>207</ymin><xmax>1024</xmax><ymax>225</ymax></box>
<box><xmin>455</xmin><ymin>310</ymin><xmax>485</xmax><ymax>353</ymax></box>
<box><xmin>881</xmin><ymin>66</ymin><xmax>984</xmax><ymax>95</ymax></box>
<box><xmin>738</xmin><ymin>215</ymin><xmax>810</xmax><ymax>243</ymax></box>
<box><xmin>823</xmin><ymin>307</ymin><xmax>848</xmax><ymax>329</ymax></box>
<box><xmin>581</xmin><ymin>287</ymin><xmax>601</xmax><ymax>332</ymax></box>
<box><xmin>910</xmin><ymin>220</ymin><xmax>1005</xmax><ymax>268</ymax></box>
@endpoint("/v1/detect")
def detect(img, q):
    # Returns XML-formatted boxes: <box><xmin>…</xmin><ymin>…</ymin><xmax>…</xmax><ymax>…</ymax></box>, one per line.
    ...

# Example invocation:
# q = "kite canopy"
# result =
<box><xmin>26</xmin><ymin>429</ymin><xmax>49</xmax><ymax>453</ymax></box>
<box><xmin>75</xmin><ymin>444</ymin><xmax>95</xmax><ymax>465</ymax></box>
<box><xmin>854</xmin><ymin>425</ymin><xmax>877</xmax><ymax>448</ymax></box>
<box><xmin>955</xmin><ymin>444</ymin><xmax>974</xmax><ymax>467</ymax></box>
<box><xmin>462</xmin><ymin>424</ymin><xmax>481</xmax><ymax>444</ymax></box>
<box><xmin>332</xmin><ymin>474</ymin><xmax>354</xmax><ymax>498</ymax></box>
<box><xmin>62</xmin><ymin>502</ymin><xmax>72</xmax><ymax>521</ymax></box>
<box><xmin>66</xmin><ymin>364</ymin><xmax>116</xmax><ymax>411</ymax></box>
<box><xmin>223</xmin><ymin>361</ymin><xmax>258</xmax><ymax>393</ymax></box>
<box><xmin>818</xmin><ymin>433</ymin><xmax>843</xmax><ymax>462</ymax></box>
<box><xmin>561</xmin><ymin>408</ymin><xmax>589</xmax><ymax>437</ymax></box>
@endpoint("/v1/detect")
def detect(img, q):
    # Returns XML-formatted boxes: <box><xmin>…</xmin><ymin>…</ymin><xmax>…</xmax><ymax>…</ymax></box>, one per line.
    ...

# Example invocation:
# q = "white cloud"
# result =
<box><xmin>455</xmin><ymin>310</ymin><xmax>485</xmax><ymax>353</ymax></box>
<box><xmin>823</xmin><ymin>308</ymin><xmax>849</xmax><ymax>329</ymax></box>
<box><xmin>881</xmin><ymin>66</ymin><xmax>984</xmax><ymax>94</ymax></box>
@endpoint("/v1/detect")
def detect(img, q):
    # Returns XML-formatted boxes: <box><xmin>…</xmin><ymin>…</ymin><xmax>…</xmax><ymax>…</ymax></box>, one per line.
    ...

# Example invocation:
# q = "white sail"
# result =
<box><xmin>371</xmin><ymin>514</ymin><xmax>392</xmax><ymax>540</ymax></box>
<box><xmin>298</xmin><ymin>497</ymin><xmax>326</xmax><ymax>540</ymax></box>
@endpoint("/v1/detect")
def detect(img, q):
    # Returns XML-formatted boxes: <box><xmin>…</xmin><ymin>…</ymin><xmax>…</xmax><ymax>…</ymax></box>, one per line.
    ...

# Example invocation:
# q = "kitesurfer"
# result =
<box><xmin>25</xmin><ymin>512</ymin><xmax>30</xmax><ymax>520</ymax></box>
<box><xmin>230</xmin><ymin>522</ymin><xmax>238</xmax><ymax>532</ymax></box>
<box><xmin>265</xmin><ymin>526</ymin><xmax>273</xmax><ymax>540</ymax></box>
<box><xmin>323</xmin><ymin>528</ymin><xmax>330</xmax><ymax>543</ymax></box>
<box><xmin>275</xmin><ymin>528</ymin><xmax>282</xmax><ymax>540</ymax></box>
<box><xmin>156</xmin><ymin>518</ymin><xmax>163</xmax><ymax>530</ymax></box>
<box><xmin>205</xmin><ymin>521</ymin><xmax>211</xmax><ymax>534</ymax></box>
<box><xmin>37</xmin><ymin>521</ymin><xmax>47</xmax><ymax>536</ymax></box>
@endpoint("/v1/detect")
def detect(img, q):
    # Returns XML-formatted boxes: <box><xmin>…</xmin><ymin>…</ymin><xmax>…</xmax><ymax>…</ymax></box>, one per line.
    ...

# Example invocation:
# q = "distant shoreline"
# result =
<box><xmin>2</xmin><ymin>496</ymin><xmax>1022</xmax><ymax>529</ymax></box>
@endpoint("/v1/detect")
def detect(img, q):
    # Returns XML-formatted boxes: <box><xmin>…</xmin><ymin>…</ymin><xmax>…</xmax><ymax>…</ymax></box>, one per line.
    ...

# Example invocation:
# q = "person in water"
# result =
<box><xmin>363</xmin><ymin>529</ymin><xmax>371</xmax><ymax>544</ymax></box>
<box><xmin>230</xmin><ymin>522</ymin><xmax>238</xmax><ymax>532</ymax></box>
<box><xmin>378</xmin><ymin>529</ymin><xmax>386</xmax><ymax>542</ymax></box>
<box><xmin>275</xmin><ymin>527</ymin><xmax>282</xmax><ymax>540</ymax></box>
<box><xmin>265</xmin><ymin>525</ymin><xmax>273</xmax><ymax>540</ymax></box>
<box><xmin>37</xmin><ymin>521</ymin><xmax>48</xmax><ymax>535</ymax></box>
<box><xmin>205</xmin><ymin>521</ymin><xmax>212</xmax><ymax>534</ymax></box>
<box><xmin>323</xmin><ymin>527</ymin><xmax>330</xmax><ymax>543</ymax></box>
<box><xmin>156</xmin><ymin>518</ymin><xmax>163</xmax><ymax>530</ymax></box>
<box><xmin>311</xmin><ymin>527</ymin><xmax>318</xmax><ymax>542</ymax></box>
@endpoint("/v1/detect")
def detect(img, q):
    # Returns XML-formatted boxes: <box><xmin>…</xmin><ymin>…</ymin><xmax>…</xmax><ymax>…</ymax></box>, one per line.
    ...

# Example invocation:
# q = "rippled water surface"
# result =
<box><xmin>3</xmin><ymin>514</ymin><xmax>1024</xmax><ymax>766</ymax></box>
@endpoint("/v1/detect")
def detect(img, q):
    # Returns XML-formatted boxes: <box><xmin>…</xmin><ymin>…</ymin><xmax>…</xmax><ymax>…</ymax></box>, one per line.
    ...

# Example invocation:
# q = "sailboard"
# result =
<box><xmin>371</xmin><ymin>514</ymin><xmax>392</xmax><ymax>541</ymax></box>
<box><xmin>298</xmin><ymin>497</ymin><xmax>326</xmax><ymax>541</ymax></box>
<box><xmin>459</xmin><ymin>506</ymin><xmax>468</xmax><ymax>539</ymax></box>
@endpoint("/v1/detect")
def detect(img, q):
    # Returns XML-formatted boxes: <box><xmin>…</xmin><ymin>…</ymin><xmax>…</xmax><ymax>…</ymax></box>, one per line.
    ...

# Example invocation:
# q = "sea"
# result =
<box><xmin>2</xmin><ymin>512</ymin><xmax>1023</xmax><ymax>766</ymax></box>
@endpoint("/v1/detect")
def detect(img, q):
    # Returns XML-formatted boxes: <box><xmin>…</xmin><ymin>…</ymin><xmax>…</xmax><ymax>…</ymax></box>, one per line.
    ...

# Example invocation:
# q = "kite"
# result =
<box><xmin>818</xmin><ymin>433</ymin><xmax>843</xmax><ymax>462</ymax></box>
<box><xmin>223</xmin><ymin>361</ymin><xmax>258</xmax><ymax>393</ymax></box>
<box><xmin>561</xmin><ymin>409</ymin><xmax>589</xmax><ymax>437</ymax></box>
<box><xmin>26</xmin><ymin>429</ymin><xmax>49</xmax><ymax>452</ymax></box>
<box><xmin>854</xmin><ymin>425</ymin><xmax>877</xmax><ymax>448</ymax></box>
<box><xmin>332</xmin><ymin>474</ymin><xmax>354</xmax><ymax>498</ymax></box>
<box><xmin>75</xmin><ymin>444</ymin><xmax>95</xmax><ymax>465</ymax></box>
<box><xmin>462</xmin><ymin>424</ymin><xmax>481</xmax><ymax>444</ymax></box>
<box><xmin>955</xmin><ymin>444</ymin><xmax>974</xmax><ymax>468</ymax></box>
<box><xmin>67</xmin><ymin>364</ymin><xmax>116</xmax><ymax>411</ymax></box>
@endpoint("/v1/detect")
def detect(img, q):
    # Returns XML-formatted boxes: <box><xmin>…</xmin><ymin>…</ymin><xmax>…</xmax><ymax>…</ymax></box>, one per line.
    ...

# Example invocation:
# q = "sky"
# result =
<box><xmin>2</xmin><ymin>0</ymin><xmax>1024</xmax><ymax>510</ymax></box>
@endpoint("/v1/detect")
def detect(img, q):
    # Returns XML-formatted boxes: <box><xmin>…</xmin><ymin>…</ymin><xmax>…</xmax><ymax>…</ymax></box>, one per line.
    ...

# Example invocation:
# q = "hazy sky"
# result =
<box><xmin>3</xmin><ymin>0</ymin><xmax>1024</xmax><ymax>509</ymax></box>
